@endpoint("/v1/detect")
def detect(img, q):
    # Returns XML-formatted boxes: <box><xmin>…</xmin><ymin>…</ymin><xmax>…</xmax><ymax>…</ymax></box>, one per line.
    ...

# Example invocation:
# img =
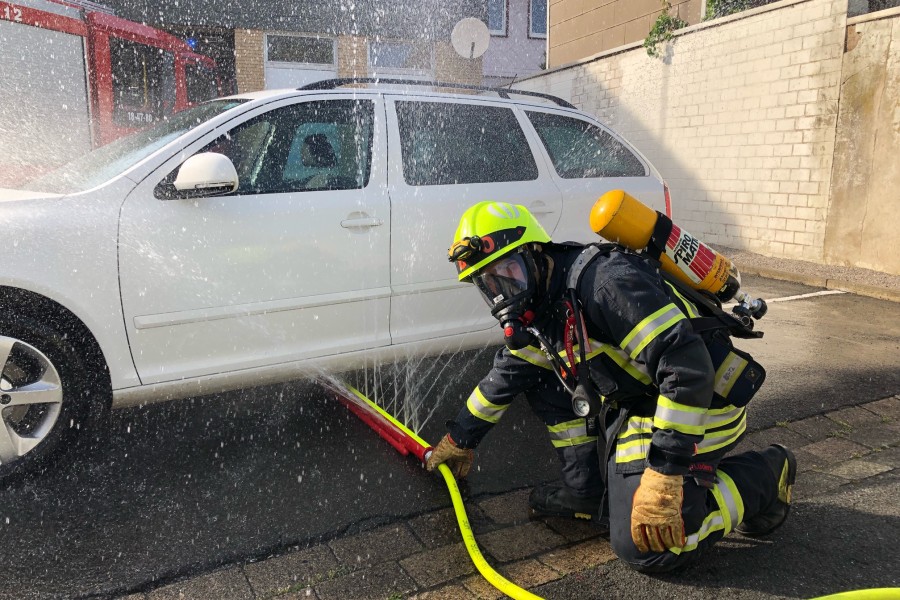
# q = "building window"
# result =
<box><xmin>368</xmin><ymin>41</ymin><xmax>432</xmax><ymax>77</ymax></box>
<box><xmin>266</xmin><ymin>35</ymin><xmax>335</xmax><ymax>65</ymax></box>
<box><xmin>488</xmin><ymin>0</ymin><xmax>507</xmax><ymax>36</ymax></box>
<box><xmin>530</xmin><ymin>0</ymin><xmax>548</xmax><ymax>38</ymax></box>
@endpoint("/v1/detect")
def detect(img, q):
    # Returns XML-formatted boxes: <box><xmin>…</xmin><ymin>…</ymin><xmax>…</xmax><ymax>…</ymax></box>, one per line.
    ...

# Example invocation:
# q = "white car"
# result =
<box><xmin>0</xmin><ymin>80</ymin><xmax>670</xmax><ymax>478</ymax></box>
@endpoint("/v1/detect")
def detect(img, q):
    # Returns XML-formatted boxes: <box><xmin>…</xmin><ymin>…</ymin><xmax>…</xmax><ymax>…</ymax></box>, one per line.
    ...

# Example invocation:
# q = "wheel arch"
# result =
<box><xmin>0</xmin><ymin>285</ymin><xmax>112</xmax><ymax>403</ymax></box>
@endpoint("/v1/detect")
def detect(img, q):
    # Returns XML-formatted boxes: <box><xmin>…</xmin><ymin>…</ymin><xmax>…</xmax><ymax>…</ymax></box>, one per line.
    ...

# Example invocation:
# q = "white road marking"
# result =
<box><xmin>724</xmin><ymin>289</ymin><xmax>846</xmax><ymax>309</ymax></box>
<box><xmin>762</xmin><ymin>289</ymin><xmax>848</xmax><ymax>303</ymax></box>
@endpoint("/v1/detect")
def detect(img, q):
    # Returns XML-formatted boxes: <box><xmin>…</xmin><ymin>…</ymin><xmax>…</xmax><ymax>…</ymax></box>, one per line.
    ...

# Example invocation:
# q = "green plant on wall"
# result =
<box><xmin>643</xmin><ymin>1</ymin><xmax>688</xmax><ymax>58</ymax></box>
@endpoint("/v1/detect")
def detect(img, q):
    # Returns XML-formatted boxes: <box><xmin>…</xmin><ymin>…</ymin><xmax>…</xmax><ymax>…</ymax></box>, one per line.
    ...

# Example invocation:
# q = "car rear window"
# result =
<box><xmin>526</xmin><ymin>111</ymin><xmax>646</xmax><ymax>178</ymax></box>
<box><xmin>396</xmin><ymin>101</ymin><xmax>539</xmax><ymax>186</ymax></box>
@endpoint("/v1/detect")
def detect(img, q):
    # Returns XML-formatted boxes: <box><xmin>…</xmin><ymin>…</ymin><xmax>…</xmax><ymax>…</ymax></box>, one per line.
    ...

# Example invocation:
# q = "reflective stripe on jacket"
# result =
<box><xmin>448</xmin><ymin>244</ymin><xmax>733</xmax><ymax>474</ymax></box>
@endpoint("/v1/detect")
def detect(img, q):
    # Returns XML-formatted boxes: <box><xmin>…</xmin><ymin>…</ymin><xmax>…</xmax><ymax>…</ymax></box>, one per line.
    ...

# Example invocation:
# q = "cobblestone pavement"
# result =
<box><xmin>115</xmin><ymin>394</ymin><xmax>900</xmax><ymax>600</ymax></box>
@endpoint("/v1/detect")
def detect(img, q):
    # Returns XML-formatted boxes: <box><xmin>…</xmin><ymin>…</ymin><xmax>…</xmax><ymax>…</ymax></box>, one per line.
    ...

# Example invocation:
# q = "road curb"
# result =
<box><xmin>734</xmin><ymin>263</ymin><xmax>900</xmax><ymax>303</ymax></box>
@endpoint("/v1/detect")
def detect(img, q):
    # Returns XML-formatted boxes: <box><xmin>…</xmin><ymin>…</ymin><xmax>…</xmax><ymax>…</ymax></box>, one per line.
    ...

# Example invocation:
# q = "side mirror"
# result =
<box><xmin>172</xmin><ymin>152</ymin><xmax>238</xmax><ymax>197</ymax></box>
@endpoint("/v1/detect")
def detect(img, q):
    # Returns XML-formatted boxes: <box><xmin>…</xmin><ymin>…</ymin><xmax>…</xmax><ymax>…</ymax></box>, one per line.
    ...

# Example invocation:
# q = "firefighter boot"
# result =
<box><xmin>528</xmin><ymin>482</ymin><xmax>608</xmax><ymax>527</ymax></box>
<box><xmin>736</xmin><ymin>444</ymin><xmax>797</xmax><ymax>537</ymax></box>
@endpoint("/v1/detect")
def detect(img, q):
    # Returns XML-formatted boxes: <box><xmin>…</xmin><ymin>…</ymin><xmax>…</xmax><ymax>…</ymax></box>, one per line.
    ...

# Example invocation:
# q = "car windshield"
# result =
<box><xmin>23</xmin><ymin>99</ymin><xmax>246</xmax><ymax>195</ymax></box>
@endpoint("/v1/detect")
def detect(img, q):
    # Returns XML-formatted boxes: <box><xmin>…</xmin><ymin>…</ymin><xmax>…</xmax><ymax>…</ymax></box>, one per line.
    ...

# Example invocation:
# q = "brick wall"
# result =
<box><xmin>433</xmin><ymin>42</ymin><xmax>483</xmax><ymax>86</ymax></box>
<box><xmin>337</xmin><ymin>35</ymin><xmax>368</xmax><ymax>78</ymax></box>
<box><xmin>549</xmin><ymin>0</ymin><xmax>703</xmax><ymax>67</ymax></box>
<box><xmin>234</xmin><ymin>29</ymin><xmax>265</xmax><ymax>92</ymax></box>
<box><xmin>520</xmin><ymin>0</ymin><xmax>848</xmax><ymax>263</ymax></box>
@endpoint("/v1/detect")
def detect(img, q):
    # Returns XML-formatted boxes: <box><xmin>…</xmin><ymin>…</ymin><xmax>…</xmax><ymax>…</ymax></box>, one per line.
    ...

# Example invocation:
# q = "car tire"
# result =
<box><xmin>0</xmin><ymin>311</ymin><xmax>109</xmax><ymax>480</ymax></box>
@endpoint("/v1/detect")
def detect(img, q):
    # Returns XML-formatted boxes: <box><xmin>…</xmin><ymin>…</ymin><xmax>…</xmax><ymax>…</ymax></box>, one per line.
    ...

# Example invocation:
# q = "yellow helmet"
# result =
<box><xmin>448</xmin><ymin>201</ymin><xmax>551</xmax><ymax>282</ymax></box>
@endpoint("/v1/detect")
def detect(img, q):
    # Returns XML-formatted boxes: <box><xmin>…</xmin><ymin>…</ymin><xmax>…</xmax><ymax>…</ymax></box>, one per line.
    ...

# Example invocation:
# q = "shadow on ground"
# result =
<box><xmin>536</xmin><ymin>472</ymin><xmax>900</xmax><ymax>599</ymax></box>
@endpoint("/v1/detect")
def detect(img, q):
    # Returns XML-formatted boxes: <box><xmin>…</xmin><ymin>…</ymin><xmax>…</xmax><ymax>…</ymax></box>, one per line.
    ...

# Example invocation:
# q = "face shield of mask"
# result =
<box><xmin>471</xmin><ymin>253</ymin><xmax>531</xmax><ymax>311</ymax></box>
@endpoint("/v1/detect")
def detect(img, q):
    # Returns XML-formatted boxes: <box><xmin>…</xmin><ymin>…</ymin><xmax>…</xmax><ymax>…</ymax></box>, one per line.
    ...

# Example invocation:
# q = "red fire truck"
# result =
<box><xmin>0</xmin><ymin>0</ymin><xmax>219</xmax><ymax>185</ymax></box>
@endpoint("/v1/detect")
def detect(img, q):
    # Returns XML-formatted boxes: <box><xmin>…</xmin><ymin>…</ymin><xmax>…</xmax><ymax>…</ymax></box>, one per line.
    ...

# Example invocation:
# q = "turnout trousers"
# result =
<box><xmin>604</xmin><ymin>410</ymin><xmax>780</xmax><ymax>572</ymax></box>
<box><xmin>528</xmin><ymin>389</ymin><xmax>781</xmax><ymax>572</ymax></box>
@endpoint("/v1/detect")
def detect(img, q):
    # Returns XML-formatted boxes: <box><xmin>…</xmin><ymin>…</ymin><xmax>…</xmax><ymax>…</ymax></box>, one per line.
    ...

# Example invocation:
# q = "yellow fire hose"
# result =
<box><xmin>337</xmin><ymin>383</ymin><xmax>544</xmax><ymax>600</ymax></box>
<box><xmin>335</xmin><ymin>383</ymin><xmax>900</xmax><ymax>600</ymax></box>
<box><xmin>811</xmin><ymin>590</ymin><xmax>900</xmax><ymax>599</ymax></box>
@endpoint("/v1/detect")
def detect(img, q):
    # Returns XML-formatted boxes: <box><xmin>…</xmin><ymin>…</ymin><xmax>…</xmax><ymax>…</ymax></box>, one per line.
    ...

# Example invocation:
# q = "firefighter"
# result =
<box><xmin>426</xmin><ymin>201</ymin><xmax>796</xmax><ymax>572</ymax></box>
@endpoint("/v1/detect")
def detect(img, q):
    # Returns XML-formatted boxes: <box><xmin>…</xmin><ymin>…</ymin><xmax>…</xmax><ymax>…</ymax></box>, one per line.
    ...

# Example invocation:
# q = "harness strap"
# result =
<box><xmin>565</xmin><ymin>244</ymin><xmax>604</xmax><ymax>291</ymax></box>
<box><xmin>598</xmin><ymin>406</ymin><xmax>630</xmax><ymax>487</ymax></box>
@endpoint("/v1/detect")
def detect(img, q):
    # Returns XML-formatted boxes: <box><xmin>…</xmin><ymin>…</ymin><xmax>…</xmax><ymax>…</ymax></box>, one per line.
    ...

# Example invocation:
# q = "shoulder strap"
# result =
<box><xmin>565</xmin><ymin>243</ymin><xmax>613</xmax><ymax>292</ymax></box>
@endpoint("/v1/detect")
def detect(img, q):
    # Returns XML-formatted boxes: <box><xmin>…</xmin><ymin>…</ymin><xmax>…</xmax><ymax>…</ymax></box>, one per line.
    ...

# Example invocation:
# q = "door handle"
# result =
<box><xmin>341</xmin><ymin>216</ymin><xmax>384</xmax><ymax>229</ymax></box>
<box><xmin>528</xmin><ymin>204</ymin><xmax>556</xmax><ymax>215</ymax></box>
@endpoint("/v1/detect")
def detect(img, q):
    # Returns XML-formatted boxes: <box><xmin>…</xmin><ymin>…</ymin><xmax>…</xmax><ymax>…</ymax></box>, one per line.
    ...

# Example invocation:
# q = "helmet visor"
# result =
<box><xmin>471</xmin><ymin>253</ymin><xmax>530</xmax><ymax>307</ymax></box>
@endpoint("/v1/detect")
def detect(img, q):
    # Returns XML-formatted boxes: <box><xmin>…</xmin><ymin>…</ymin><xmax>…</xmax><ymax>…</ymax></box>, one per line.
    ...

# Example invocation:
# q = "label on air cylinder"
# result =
<box><xmin>665</xmin><ymin>224</ymin><xmax>718</xmax><ymax>285</ymax></box>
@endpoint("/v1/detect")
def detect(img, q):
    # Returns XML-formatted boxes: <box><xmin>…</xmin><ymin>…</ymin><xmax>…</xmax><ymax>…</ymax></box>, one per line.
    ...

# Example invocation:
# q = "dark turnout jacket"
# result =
<box><xmin>448</xmin><ymin>244</ymin><xmax>748</xmax><ymax>477</ymax></box>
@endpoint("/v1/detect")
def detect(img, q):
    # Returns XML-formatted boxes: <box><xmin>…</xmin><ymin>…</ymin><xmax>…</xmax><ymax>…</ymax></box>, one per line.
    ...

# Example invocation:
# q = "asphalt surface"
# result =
<box><xmin>1</xmin><ymin>275</ymin><xmax>898</xmax><ymax>599</ymax></box>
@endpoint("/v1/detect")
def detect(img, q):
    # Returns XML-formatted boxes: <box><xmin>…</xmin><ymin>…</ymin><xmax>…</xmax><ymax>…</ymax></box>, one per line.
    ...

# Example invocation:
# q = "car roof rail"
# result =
<box><xmin>298</xmin><ymin>77</ymin><xmax>576</xmax><ymax>109</ymax></box>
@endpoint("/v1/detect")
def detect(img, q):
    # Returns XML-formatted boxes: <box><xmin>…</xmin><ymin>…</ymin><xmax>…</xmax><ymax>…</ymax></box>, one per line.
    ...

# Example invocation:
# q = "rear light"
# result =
<box><xmin>663</xmin><ymin>183</ymin><xmax>673</xmax><ymax>218</ymax></box>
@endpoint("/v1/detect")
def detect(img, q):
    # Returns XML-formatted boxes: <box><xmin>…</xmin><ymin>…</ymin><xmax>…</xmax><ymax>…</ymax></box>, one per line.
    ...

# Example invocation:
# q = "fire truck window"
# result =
<box><xmin>526</xmin><ymin>111</ymin><xmax>646</xmax><ymax>179</ymax></box>
<box><xmin>186</xmin><ymin>63</ymin><xmax>218</xmax><ymax>104</ymax></box>
<box><xmin>110</xmin><ymin>39</ymin><xmax>176</xmax><ymax>126</ymax></box>
<box><xmin>195</xmin><ymin>99</ymin><xmax>374</xmax><ymax>195</ymax></box>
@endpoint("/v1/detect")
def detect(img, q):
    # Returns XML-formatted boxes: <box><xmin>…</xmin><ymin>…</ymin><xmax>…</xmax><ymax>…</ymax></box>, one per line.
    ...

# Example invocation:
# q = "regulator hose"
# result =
<box><xmin>339</xmin><ymin>383</ymin><xmax>544</xmax><ymax>600</ymax></box>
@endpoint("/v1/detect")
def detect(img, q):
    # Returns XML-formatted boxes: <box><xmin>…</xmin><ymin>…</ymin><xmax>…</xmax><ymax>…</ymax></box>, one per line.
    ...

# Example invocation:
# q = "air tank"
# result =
<box><xmin>589</xmin><ymin>190</ymin><xmax>764</xmax><ymax>319</ymax></box>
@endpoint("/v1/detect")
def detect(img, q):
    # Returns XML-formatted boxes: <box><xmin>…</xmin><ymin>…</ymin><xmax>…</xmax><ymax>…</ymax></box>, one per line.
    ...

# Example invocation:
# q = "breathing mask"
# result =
<box><xmin>470</xmin><ymin>249</ymin><xmax>545</xmax><ymax>350</ymax></box>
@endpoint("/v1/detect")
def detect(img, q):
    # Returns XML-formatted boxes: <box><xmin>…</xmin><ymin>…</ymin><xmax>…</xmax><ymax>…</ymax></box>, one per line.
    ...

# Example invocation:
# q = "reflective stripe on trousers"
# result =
<box><xmin>547</xmin><ymin>418</ymin><xmax>598</xmax><ymax>448</ymax></box>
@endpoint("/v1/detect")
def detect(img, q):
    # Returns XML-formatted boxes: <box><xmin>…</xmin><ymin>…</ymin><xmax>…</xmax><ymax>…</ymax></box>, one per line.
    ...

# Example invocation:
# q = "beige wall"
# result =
<box><xmin>337</xmin><ymin>35</ymin><xmax>368</xmax><ymax>79</ymax></box>
<box><xmin>234</xmin><ymin>29</ymin><xmax>265</xmax><ymax>93</ymax></box>
<box><xmin>522</xmin><ymin>0</ymin><xmax>900</xmax><ymax>275</ymax></box>
<box><xmin>520</xmin><ymin>0</ymin><xmax>849</xmax><ymax>263</ymax></box>
<box><xmin>434</xmin><ymin>42</ymin><xmax>483</xmax><ymax>86</ymax></box>
<box><xmin>549</xmin><ymin>0</ymin><xmax>703</xmax><ymax>67</ymax></box>
<box><xmin>826</xmin><ymin>12</ymin><xmax>900</xmax><ymax>274</ymax></box>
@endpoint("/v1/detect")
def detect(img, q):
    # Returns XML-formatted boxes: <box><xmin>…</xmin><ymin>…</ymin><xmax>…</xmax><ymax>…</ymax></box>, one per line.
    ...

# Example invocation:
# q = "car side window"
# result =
<box><xmin>190</xmin><ymin>99</ymin><xmax>374</xmax><ymax>195</ymax></box>
<box><xmin>526</xmin><ymin>111</ymin><xmax>646</xmax><ymax>179</ymax></box>
<box><xmin>396</xmin><ymin>101</ymin><xmax>538</xmax><ymax>186</ymax></box>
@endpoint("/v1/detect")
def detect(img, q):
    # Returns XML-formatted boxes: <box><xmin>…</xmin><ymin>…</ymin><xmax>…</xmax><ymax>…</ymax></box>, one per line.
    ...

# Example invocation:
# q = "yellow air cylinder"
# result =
<box><xmin>590</xmin><ymin>190</ymin><xmax>741</xmax><ymax>302</ymax></box>
<box><xmin>588</xmin><ymin>189</ymin><xmax>658</xmax><ymax>250</ymax></box>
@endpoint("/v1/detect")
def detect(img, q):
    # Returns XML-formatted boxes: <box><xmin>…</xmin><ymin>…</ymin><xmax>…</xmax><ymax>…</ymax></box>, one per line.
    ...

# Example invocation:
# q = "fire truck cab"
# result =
<box><xmin>0</xmin><ymin>0</ymin><xmax>218</xmax><ymax>184</ymax></box>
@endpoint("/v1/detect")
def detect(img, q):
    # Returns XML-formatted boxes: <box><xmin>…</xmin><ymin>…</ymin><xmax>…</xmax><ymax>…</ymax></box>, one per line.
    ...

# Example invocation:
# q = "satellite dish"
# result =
<box><xmin>451</xmin><ymin>18</ymin><xmax>490</xmax><ymax>59</ymax></box>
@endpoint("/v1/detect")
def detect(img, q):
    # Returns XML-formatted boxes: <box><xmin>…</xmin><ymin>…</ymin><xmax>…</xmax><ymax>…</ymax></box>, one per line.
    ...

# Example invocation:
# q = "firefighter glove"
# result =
<box><xmin>426</xmin><ymin>434</ymin><xmax>474</xmax><ymax>479</ymax></box>
<box><xmin>630</xmin><ymin>468</ymin><xmax>686</xmax><ymax>553</ymax></box>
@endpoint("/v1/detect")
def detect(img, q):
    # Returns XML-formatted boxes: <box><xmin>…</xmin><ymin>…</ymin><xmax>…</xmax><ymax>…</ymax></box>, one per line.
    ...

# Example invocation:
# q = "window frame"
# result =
<box><xmin>529</xmin><ymin>0</ymin><xmax>548</xmax><ymax>39</ymax></box>
<box><xmin>264</xmin><ymin>33</ymin><xmax>336</xmax><ymax>67</ymax></box>
<box><xmin>367</xmin><ymin>39</ymin><xmax>434</xmax><ymax>79</ymax></box>
<box><xmin>158</xmin><ymin>98</ymin><xmax>376</xmax><ymax>198</ymax></box>
<box><xmin>109</xmin><ymin>38</ymin><xmax>176</xmax><ymax>126</ymax></box>
<box><xmin>394</xmin><ymin>99</ymin><xmax>541</xmax><ymax>187</ymax></box>
<box><xmin>488</xmin><ymin>0</ymin><xmax>509</xmax><ymax>37</ymax></box>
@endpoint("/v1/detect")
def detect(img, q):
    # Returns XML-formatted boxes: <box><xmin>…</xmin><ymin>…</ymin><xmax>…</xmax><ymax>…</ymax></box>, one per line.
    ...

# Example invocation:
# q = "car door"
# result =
<box><xmin>522</xmin><ymin>109</ymin><xmax>665</xmax><ymax>244</ymax></box>
<box><xmin>118</xmin><ymin>95</ymin><xmax>390</xmax><ymax>384</ymax></box>
<box><xmin>384</xmin><ymin>96</ymin><xmax>563</xmax><ymax>345</ymax></box>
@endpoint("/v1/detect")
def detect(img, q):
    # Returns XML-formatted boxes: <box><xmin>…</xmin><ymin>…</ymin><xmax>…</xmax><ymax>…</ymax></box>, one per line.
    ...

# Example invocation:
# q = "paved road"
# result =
<box><xmin>0</xmin><ymin>276</ymin><xmax>898</xmax><ymax>599</ymax></box>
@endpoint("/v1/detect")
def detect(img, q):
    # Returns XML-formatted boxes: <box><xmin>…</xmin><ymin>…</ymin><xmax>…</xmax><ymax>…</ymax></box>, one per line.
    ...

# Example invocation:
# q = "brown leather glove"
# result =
<box><xmin>425</xmin><ymin>434</ymin><xmax>474</xmax><ymax>479</ymax></box>
<box><xmin>630</xmin><ymin>468</ymin><xmax>686</xmax><ymax>553</ymax></box>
